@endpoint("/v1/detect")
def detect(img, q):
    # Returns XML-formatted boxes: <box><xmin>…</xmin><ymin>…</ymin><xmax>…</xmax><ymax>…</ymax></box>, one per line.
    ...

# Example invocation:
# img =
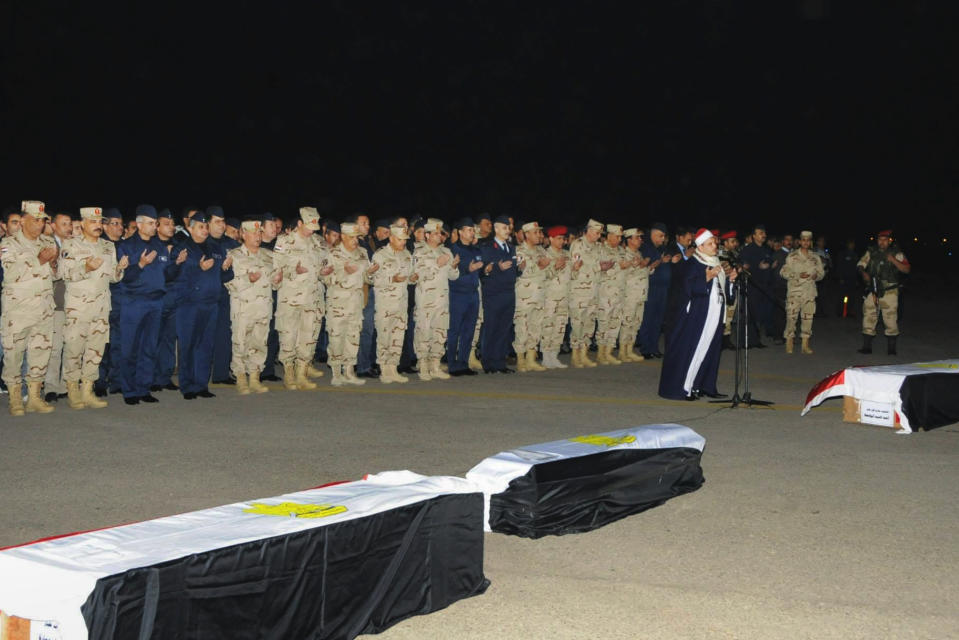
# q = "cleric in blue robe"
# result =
<box><xmin>658</xmin><ymin>228</ymin><xmax>738</xmax><ymax>401</ymax></box>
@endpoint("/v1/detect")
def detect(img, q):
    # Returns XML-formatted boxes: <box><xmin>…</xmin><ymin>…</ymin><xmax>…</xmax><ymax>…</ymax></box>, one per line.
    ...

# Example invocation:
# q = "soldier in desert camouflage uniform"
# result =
<box><xmin>618</xmin><ymin>228</ymin><xmax>649</xmax><ymax>362</ymax></box>
<box><xmin>327</xmin><ymin>222</ymin><xmax>375</xmax><ymax>386</ymax></box>
<box><xmin>59</xmin><ymin>207</ymin><xmax>129</xmax><ymax>409</ymax></box>
<box><xmin>513</xmin><ymin>221</ymin><xmax>551</xmax><ymax>372</ymax></box>
<box><xmin>541</xmin><ymin>225</ymin><xmax>571</xmax><ymax>369</ymax></box>
<box><xmin>595</xmin><ymin>224</ymin><xmax>629</xmax><ymax>365</ymax></box>
<box><xmin>272</xmin><ymin>208</ymin><xmax>332</xmax><ymax>391</ymax></box>
<box><xmin>780</xmin><ymin>230</ymin><xmax>824</xmax><ymax>354</ymax></box>
<box><xmin>413</xmin><ymin>219</ymin><xmax>460</xmax><ymax>381</ymax></box>
<box><xmin>1</xmin><ymin>200</ymin><xmax>59</xmax><ymax>416</ymax></box>
<box><xmin>567</xmin><ymin>219</ymin><xmax>609</xmax><ymax>368</ymax></box>
<box><xmin>225</xmin><ymin>220</ymin><xmax>282</xmax><ymax>394</ymax></box>
<box><xmin>371</xmin><ymin>225</ymin><xmax>417</xmax><ymax>383</ymax></box>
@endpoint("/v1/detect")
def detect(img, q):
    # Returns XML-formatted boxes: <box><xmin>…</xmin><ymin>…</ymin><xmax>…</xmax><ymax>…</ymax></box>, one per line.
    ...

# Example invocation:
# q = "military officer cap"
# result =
<box><xmin>623</xmin><ymin>227</ymin><xmax>642</xmax><ymax>238</ymax></box>
<box><xmin>606</xmin><ymin>223</ymin><xmax>623</xmax><ymax>235</ymax></box>
<box><xmin>720</xmin><ymin>230</ymin><xmax>737</xmax><ymax>240</ymax></box>
<box><xmin>547</xmin><ymin>225</ymin><xmax>568</xmax><ymax>238</ymax></box>
<box><xmin>80</xmin><ymin>206</ymin><xmax>103</xmax><ymax>220</ymax></box>
<box><xmin>586</xmin><ymin>218</ymin><xmax>604</xmax><ymax>231</ymax></box>
<box><xmin>493</xmin><ymin>215</ymin><xmax>511</xmax><ymax>226</ymax></box>
<box><xmin>262</xmin><ymin>212</ymin><xmax>277</xmax><ymax>221</ymax></box>
<box><xmin>413</xmin><ymin>218</ymin><xmax>425</xmax><ymax>230</ymax></box>
<box><xmin>326</xmin><ymin>220</ymin><xmax>341</xmax><ymax>233</ymax></box>
<box><xmin>799</xmin><ymin>230</ymin><xmax>813</xmax><ymax>240</ymax></box>
<box><xmin>753</xmin><ymin>223</ymin><xmax>767</xmax><ymax>232</ymax></box>
<box><xmin>21</xmin><ymin>200</ymin><xmax>48</xmax><ymax>218</ymax></box>
<box><xmin>157</xmin><ymin>208</ymin><xmax>174</xmax><ymax>220</ymax></box>
<box><xmin>455</xmin><ymin>217</ymin><xmax>475</xmax><ymax>229</ymax></box>
<box><xmin>103</xmin><ymin>207</ymin><xmax>122</xmax><ymax>221</ymax></box>
<box><xmin>651</xmin><ymin>222</ymin><xmax>668</xmax><ymax>234</ymax></box>
<box><xmin>206</xmin><ymin>205</ymin><xmax>225</xmax><ymax>219</ymax></box>
<box><xmin>341</xmin><ymin>222</ymin><xmax>362</xmax><ymax>237</ymax></box>
<box><xmin>521</xmin><ymin>221</ymin><xmax>542</xmax><ymax>233</ymax></box>
<box><xmin>190</xmin><ymin>211</ymin><xmax>211</xmax><ymax>224</ymax></box>
<box><xmin>423</xmin><ymin>218</ymin><xmax>444</xmax><ymax>233</ymax></box>
<box><xmin>226</xmin><ymin>217</ymin><xmax>241</xmax><ymax>229</ymax></box>
<box><xmin>477</xmin><ymin>212</ymin><xmax>492</xmax><ymax>223</ymax></box>
<box><xmin>390</xmin><ymin>225</ymin><xmax>409</xmax><ymax>240</ymax></box>
<box><xmin>375</xmin><ymin>218</ymin><xmax>390</xmax><ymax>231</ymax></box>
<box><xmin>877</xmin><ymin>229</ymin><xmax>892</xmax><ymax>238</ymax></box>
<box><xmin>135</xmin><ymin>204</ymin><xmax>158</xmax><ymax>219</ymax></box>
<box><xmin>241</xmin><ymin>220</ymin><xmax>262</xmax><ymax>232</ymax></box>
<box><xmin>299</xmin><ymin>206</ymin><xmax>321</xmax><ymax>231</ymax></box>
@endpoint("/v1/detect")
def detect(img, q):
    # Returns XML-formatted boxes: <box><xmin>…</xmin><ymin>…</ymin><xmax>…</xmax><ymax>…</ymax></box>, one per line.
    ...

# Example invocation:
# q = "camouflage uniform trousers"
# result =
<box><xmin>862</xmin><ymin>289</ymin><xmax>899</xmax><ymax>337</ymax></box>
<box><xmin>595</xmin><ymin>285</ymin><xmax>624</xmax><ymax>347</ymax></box>
<box><xmin>619</xmin><ymin>290</ymin><xmax>647</xmax><ymax>346</ymax></box>
<box><xmin>513</xmin><ymin>286</ymin><xmax>545</xmax><ymax>353</ymax></box>
<box><xmin>784</xmin><ymin>291</ymin><xmax>816</xmax><ymax>339</ymax></box>
<box><xmin>541</xmin><ymin>288</ymin><xmax>568</xmax><ymax>352</ymax></box>
<box><xmin>327</xmin><ymin>291</ymin><xmax>364</xmax><ymax>369</ymax></box>
<box><xmin>567</xmin><ymin>287</ymin><xmax>598</xmax><ymax>350</ymax></box>
<box><xmin>375</xmin><ymin>303</ymin><xmax>408</xmax><ymax>366</ymax></box>
<box><xmin>723</xmin><ymin>299</ymin><xmax>737</xmax><ymax>336</ymax></box>
<box><xmin>44</xmin><ymin>309</ymin><xmax>67</xmax><ymax>393</ymax></box>
<box><xmin>230</xmin><ymin>298</ymin><xmax>272</xmax><ymax>375</ymax></box>
<box><xmin>1</xmin><ymin>296</ymin><xmax>54</xmax><ymax>385</ymax></box>
<box><xmin>276</xmin><ymin>302</ymin><xmax>321</xmax><ymax>365</ymax></box>
<box><xmin>414</xmin><ymin>298</ymin><xmax>450</xmax><ymax>361</ymax></box>
<box><xmin>62</xmin><ymin>298</ymin><xmax>110</xmax><ymax>382</ymax></box>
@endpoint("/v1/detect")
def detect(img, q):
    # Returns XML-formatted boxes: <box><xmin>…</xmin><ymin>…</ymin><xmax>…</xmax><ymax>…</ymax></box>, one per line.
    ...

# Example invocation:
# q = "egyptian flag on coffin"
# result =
<box><xmin>465</xmin><ymin>424</ymin><xmax>705</xmax><ymax>539</ymax></box>
<box><xmin>801</xmin><ymin>360</ymin><xmax>959</xmax><ymax>433</ymax></box>
<box><xmin>0</xmin><ymin>472</ymin><xmax>488</xmax><ymax>640</ymax></box>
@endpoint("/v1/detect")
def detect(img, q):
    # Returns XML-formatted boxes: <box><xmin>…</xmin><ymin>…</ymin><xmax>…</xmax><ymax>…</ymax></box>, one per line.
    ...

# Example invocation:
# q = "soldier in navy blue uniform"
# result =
<box><xmin>447</xmin><ymin>217</ymin><xmax>484</xmax><ymax>375</ymax></box>
<box><xmin>151</xmin><ymin>208</ymin><xmax>181</xmax><ymax>391</ymax></box>
<box><xmin>171</xmin><ymin>212</ymin><xmax>234</xmax><ymax>399</ymax></box>
<box><xmin>479</xmin><ymin>215</ymin><xmax>519</xmax><ymax>373</ymax></box>
<box><xmin>207</xmin><ymin>206</ymin><xmax>241</xmax><ymax>384</ymax></box>
<box><xmin>115</xmin><ymin>205</ymin><xmax>186</xmax><ymax>405</ymax></box>
<box><xmin>659</xmin><ymin>229</ymin><xmax>737</xmax><ymax>400</ymax></box>
<box><xmin>738</xmin><ymin>224</ymin><xmax>776</xmax><ymax>348</ymax></box>
<box><xmin>638</xmin><ymin>222</ymin><xmax>680</xmax><ymax>358</ymax></box>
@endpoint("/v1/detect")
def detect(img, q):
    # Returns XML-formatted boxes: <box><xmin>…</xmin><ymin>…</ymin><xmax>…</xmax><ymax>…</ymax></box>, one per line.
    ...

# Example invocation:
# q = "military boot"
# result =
<box><xmin>857</xmin><ymin>334</ymin><xmax>873</xmax><ymax>355</ymax></box>
<box><xmin>430</xmin><ymin>360</ymin><xmax>451</xmax><ymax>380</ymax></box>
<box><xmin>515</xmin><ymin>350</ymin><xmax>529</xmax><ymax>372</ymax></box>
<box><xmin>282</xmin><ymin>364</ymin><xmax>299</xmax><ymax>390</ymax></box>
<box><xmin>887</xmin><ymin>336</ymin><xmax>897</xmax><ymax>356</ymax></box>
<box><xmin>81</xmin><ymin>380</ymin><xmax>108</xmax><ymax>408</ymax></box>
<box><xmin>801</xmin><ymin>337</ymin><xmax>813</xmax><ymax>354</ymax></box>
<box><xmin>580</xmin><ymin>346</ymin><xmax>597</xmax><ymax>367</ymax></box>
<box><xmin>306</xmin><ymin>363</ymin><xmax>324</xmax><ymax>378</ymax></box>
<box><xmin>605</xmin><ymin>345</ymin><xmax>622</xmax><ymax>365</ymax></box>
<box><xmin>468</xmin><ymin>349</ymin><xmax>483</xmax><ymax>371</ymax></box>
<box><xmin>343</xmin><ymin>365</ymin><xmax>366</xmax><ymax>385</ymax></box>
<box><xmin>236</xmin><ymin>373</ymin><xmax>251</xmax><ymax>395</ymax></box>
<box><xmin>330</xmin><ymin>365</ymin><xmax>346</xmax><ymax>387</ymax></box>
<box><xmin>25</xmin><ymin>382</ymin><xmax>54</xmax><ymax>414</ymax></box>
<box><xmin>8</xmin><ymin>383</ymin><xmax>24</xmax><ymax>417</ymax></box>
<box><xmin>248</xmin><ymin>370</ymin><xmax>270</xmax><ymax>393</ymax></box>
<box><xmin>526</xmin><ymin>349</ymin><xmax>547</xmax><ymax>371</ymax></box>
<box><xmin>66</xmin><ymin>380</ymin><xmax>86</xmax><ymax>409</ymax></box>
<box><xmin>627</xmin><ymin>342</ymin><xmax>645</xmax><ymax>362</ymax></box>
<box><xmin>785</xmin><ymin>338</ymin><xmax>794</xmax><ymax>354</ymax></box>
<box><xmin>571</xmin><ymin>347</ymin><xmax>584</xmax><ymax>368</ymax></box>
<box><xmin>296</xmin><ymin>362</ymin><xmax>318</xmax><ymax>390</ymax></box>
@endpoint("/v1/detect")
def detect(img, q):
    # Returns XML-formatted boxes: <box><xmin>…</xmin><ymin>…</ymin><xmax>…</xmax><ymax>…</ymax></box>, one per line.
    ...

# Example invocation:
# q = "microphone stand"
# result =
<box><xmin>710</xmin><ymin>267</ymin><xmax>773</xmax><ymax>408</ymax></box>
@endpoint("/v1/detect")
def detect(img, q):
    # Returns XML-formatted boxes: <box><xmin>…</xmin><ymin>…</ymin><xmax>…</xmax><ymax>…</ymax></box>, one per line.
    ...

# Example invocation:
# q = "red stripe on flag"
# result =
<box><xmin>805</xmin><ymin>369</ymin><xmax>845</xmax><ymax>406</ymax></box>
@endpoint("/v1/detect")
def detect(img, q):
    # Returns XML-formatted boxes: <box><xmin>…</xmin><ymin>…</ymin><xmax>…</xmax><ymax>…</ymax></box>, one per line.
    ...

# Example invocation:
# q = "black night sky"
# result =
<box><xmin>2</xmin><ymin>1</ymin><xmax>958</xmax><ymax>246</ymax></box>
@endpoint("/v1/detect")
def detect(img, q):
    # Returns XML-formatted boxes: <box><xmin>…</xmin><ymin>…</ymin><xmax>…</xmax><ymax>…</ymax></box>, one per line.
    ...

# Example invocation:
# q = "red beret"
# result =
<box><xmin>720</xmin><ymin>230</ymin><xmax>737</xmax><ymax>240</ymax></box>
<box><xmin>877</xmin><ymin>229</ymin><xmax>892</xmax><ymax>237</ymax></box>
<box><xmin>711</xmin><ymin>229</ymin><xmax>720</xmax><ymax>237</ymax></box>
<box><xmin>547</xmin><ymin>225</ymin><xmax>568</xmax><ymax>238</ymax></box>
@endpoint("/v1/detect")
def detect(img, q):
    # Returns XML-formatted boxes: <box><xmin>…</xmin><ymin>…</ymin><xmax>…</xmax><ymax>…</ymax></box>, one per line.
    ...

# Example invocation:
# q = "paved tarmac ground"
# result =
<box><xmin>2</xmin><ymin>289</ymin><xmax>958</xmax><ymax>639</ymax></box>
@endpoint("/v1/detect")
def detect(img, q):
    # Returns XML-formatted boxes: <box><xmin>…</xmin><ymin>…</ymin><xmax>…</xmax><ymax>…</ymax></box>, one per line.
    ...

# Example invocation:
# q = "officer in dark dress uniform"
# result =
<box><xmin>152</xmin><ymin>208</ymin><xmax>181</xmax><ymax>391</ymax></box>
<box><xmin>207</xmin><ymin>206</ymin><xmax>241</xmax><ymax>384</ymax></box>
<box><xmin>479</xmin><ymin>215</ymin><xmax>518</xmax><ymax>373</ymax></box>
<box><xmin>738</xmin><ymin>224</ymin><xmax>775</xmax><ymax>348</ymax></box>
<box><xmin>447</xmin><ymin>217</ymin><xmax>483</xmax><ymax>375</ymax></box>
